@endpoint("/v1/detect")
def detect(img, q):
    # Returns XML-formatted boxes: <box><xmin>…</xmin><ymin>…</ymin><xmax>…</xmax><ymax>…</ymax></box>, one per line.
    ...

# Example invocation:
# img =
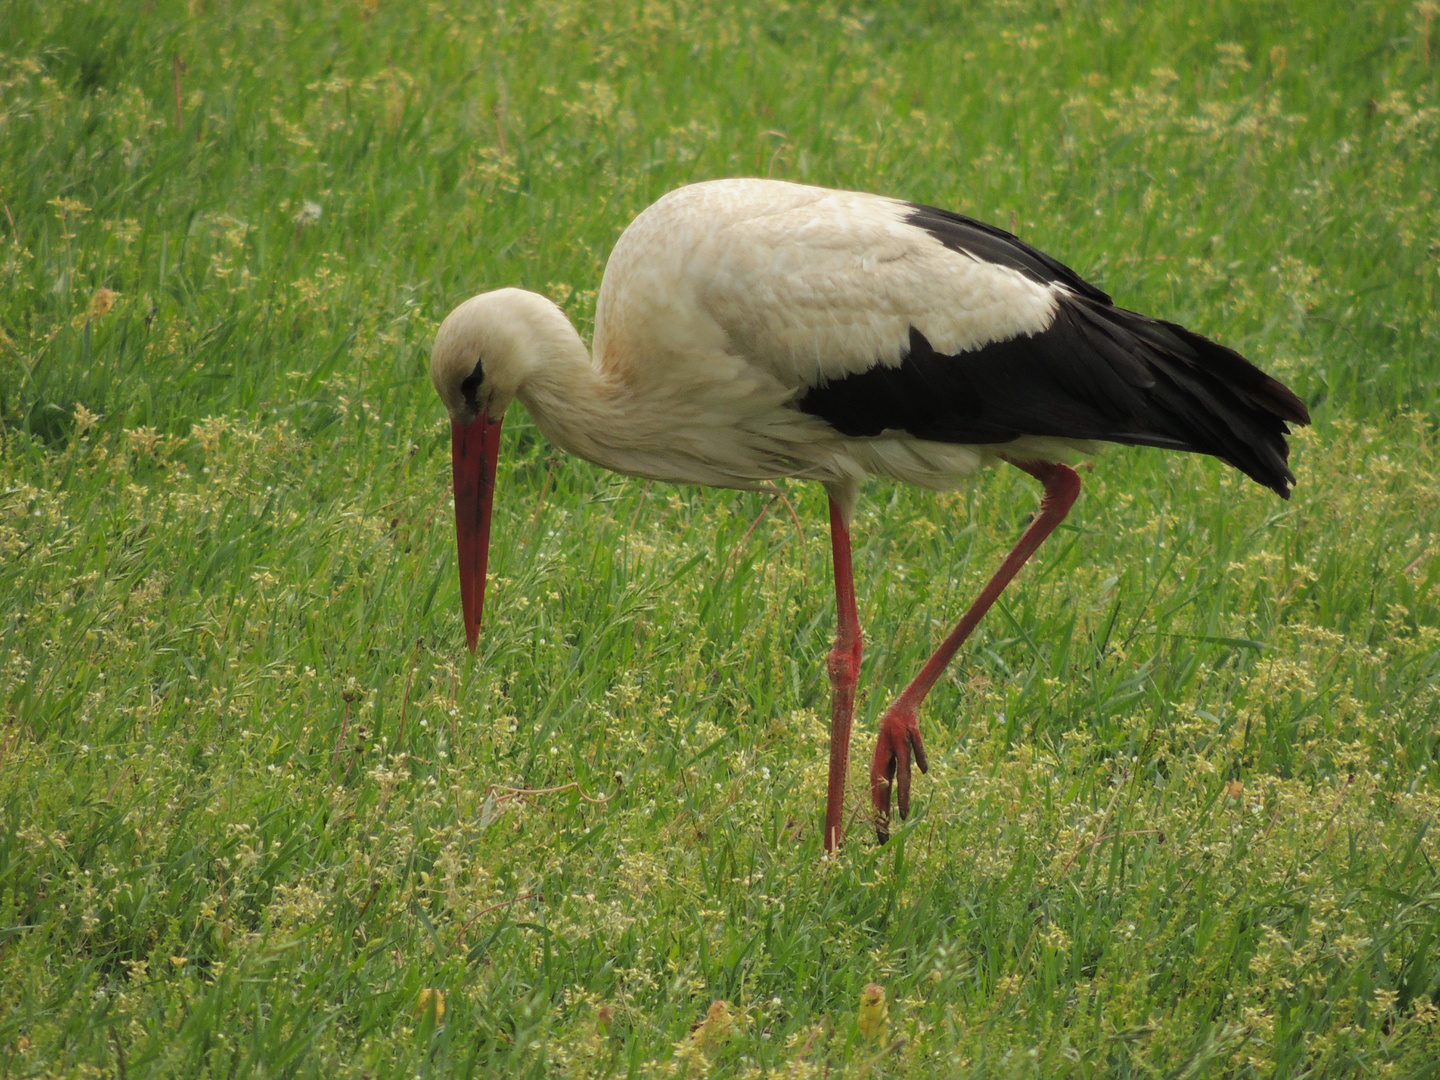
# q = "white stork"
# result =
<box><xmin>430</xmin><ymin>178</ymin><xmax>1309</xmax><ymax>851</ymax></box>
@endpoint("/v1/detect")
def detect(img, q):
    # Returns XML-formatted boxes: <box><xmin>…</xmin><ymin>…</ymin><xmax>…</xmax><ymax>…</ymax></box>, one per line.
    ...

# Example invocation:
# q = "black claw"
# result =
<box><xmin>913</xmin><ymin>737</ymin><xmax>930</xmax><ymax>775</ymax></box>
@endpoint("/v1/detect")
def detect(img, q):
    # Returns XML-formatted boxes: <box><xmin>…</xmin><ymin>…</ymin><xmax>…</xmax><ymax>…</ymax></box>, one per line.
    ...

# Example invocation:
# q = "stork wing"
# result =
<box><xmin>691</xmin><ymin>185</ymin><xmax>1074</xmax><ymax>390</ymax></box>
<box><xmin>675</xmin><ymin>181</ymin><xmax>1306</xmax><ymax>496</ymax></box>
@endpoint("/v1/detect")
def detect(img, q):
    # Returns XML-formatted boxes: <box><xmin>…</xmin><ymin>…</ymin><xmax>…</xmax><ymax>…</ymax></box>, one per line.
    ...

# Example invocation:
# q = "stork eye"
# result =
<box><xmin>459</xmin><ymin>358</ymin><xmax>485</xmax><ymax>411</ymax></box>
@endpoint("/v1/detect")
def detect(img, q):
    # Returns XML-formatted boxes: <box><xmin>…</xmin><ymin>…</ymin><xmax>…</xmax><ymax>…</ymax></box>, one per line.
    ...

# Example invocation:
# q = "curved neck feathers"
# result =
<box><xmin>514</xmin><ymin>325</ymin><xmax>627</xmax><ymax>468</ymax></box>
<box><xmin>506</xmin><ymin>296</ymin><xmax>808</xmax><ymax>489</ymax></box>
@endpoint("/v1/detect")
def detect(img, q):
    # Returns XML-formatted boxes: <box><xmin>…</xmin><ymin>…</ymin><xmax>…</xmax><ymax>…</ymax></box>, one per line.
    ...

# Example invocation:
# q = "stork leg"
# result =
<box><xmin>824</xmin><ymin>496</ymin><xmax>863</xmax><ymax>852</ymax></box>
<box><xmin>870</xmin><ymin>460</ymin><xmax>1082</xmax><ymax>841</ymax></box>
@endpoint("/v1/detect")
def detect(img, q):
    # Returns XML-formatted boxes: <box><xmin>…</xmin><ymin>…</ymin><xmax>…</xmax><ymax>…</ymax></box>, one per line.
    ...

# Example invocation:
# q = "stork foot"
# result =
<box><xmin>868</xmin><ymin>704</ymin><xmax>928</xmax><ymax>842</ymax></box>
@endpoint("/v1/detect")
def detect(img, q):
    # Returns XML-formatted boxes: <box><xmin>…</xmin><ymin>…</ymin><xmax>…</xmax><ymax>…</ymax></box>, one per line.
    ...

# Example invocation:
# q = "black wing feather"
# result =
<box><xmin>798</xmin><ymin>282</ymin><xmax>1311</xmax><ymax>498</ymax></box>
<box><xmin>904</xmin><ymin>203</ymin><xmax>1114</xmax><ymax>306</ymax></box>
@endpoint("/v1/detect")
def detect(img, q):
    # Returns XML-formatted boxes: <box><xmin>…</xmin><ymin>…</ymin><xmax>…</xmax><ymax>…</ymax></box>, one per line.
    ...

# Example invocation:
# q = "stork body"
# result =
<box><xmin>432</xmin><ymin>179</ymin><xmax>1309</xmax><ymax>850</ymax></box>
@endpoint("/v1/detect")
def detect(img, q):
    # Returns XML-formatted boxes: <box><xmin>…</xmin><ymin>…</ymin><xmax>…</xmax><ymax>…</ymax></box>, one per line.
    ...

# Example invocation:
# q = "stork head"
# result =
<box><xmin>431</xmin><ymin>288</ymin><xmax>561</xmax><ymax>424</ymax></box>
<box><xmin>431</xmin><ymin>288</ymin><xmax>573</xmax><ymax>653</ymax></box>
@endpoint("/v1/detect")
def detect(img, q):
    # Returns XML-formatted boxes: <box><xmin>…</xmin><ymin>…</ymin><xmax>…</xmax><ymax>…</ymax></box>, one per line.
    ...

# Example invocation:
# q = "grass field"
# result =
<box><xmin>3</xmin><ymin>0</ymin><xmax>1440</xmax><ymax>1075</ymax></box>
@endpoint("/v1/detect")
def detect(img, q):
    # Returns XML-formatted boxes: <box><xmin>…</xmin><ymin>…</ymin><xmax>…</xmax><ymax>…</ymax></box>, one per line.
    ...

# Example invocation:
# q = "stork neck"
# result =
<box><xmin>516</xmin><ymin>336</ymin><xmax>626</xmax><ymax>466</ymax></box>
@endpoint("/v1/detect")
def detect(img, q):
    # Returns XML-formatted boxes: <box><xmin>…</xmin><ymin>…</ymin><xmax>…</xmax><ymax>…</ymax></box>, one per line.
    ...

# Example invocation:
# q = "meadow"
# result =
<box><xmin>2</xmin><ymin>0</ymin><xmax>1439</xmax><ymax>1075</ymax></box>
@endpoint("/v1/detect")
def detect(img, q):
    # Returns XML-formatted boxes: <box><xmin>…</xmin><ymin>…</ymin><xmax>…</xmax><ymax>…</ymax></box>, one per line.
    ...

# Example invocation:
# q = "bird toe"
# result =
<box><xmin>870</xmin><ymin>708</ymin><xmax>926</xmax><ymax>839</ymax></box>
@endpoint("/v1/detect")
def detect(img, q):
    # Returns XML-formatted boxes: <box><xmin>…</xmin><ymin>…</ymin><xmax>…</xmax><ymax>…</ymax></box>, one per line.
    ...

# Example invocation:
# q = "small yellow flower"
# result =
<box><xmin>857</xmin><ymin>983</ymin><xmax>888</xmax><ymax>1043</ymax></box>
<box><xmin>89</xmin><ymin>287</ymin><xmax>118</xmax><ymax>318</ymax></box>
<box><xmin>72</xmin><ymin>287</ymin><xmax>121</xmax><ymax>328</ymax></box>
<box><xmin>415</xmin><ymin>988</ymin><xmax>445</xmax><ymax>1022</ymax></box>
<box><xmin>48</xmin><ymin>196</ymin><xmax>91</xmax><ymax>220</ymax></box>
<box><xmin>73</xmin><ymin>404</ymin><xmax>100</xmax><ymax>437</ymax></box>
<box><xmin>688</xmin><ymin>999</ymin><xmax>734</xmax><ymax>1052</ymax></box>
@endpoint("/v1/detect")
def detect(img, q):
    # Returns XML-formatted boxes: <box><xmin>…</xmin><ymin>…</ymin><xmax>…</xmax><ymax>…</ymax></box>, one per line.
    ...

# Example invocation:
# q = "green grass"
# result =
<box><xmin>2</xmin><ymin>0</ymin><xmax>1440</xmax><ymax>1075</ymax></box>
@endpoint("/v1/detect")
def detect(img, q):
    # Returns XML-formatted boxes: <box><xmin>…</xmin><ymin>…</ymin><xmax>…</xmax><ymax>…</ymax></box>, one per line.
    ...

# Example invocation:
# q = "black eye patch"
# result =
<box><xmin>459</xmin><ymin>358</ymin><xmax>484</xmax><ymax>410</ymax></box>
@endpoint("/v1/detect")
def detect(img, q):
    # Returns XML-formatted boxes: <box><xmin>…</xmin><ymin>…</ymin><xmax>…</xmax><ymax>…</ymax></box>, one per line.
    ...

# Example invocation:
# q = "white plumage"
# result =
<box><xmin>431</xmin><ymin>178</ymin><xmax>1308</xmax><ymax>852</ymax></box>
<box><xmin>436</xmin><ymin>180</ymin><xmax>1090</xmax><ymax>515</ymax></box>
<box><xmin>598</xmin><ymin>180</ymin><xmax>1059</xmax><ymax>376</ymax></box>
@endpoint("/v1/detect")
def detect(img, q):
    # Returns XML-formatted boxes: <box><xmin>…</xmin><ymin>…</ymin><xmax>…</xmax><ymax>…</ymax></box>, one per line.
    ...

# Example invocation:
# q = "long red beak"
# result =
<box><xmin>451</xmin><ymin>411</ymin><xmax>503</xmax><ymax>653</ymax></box>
